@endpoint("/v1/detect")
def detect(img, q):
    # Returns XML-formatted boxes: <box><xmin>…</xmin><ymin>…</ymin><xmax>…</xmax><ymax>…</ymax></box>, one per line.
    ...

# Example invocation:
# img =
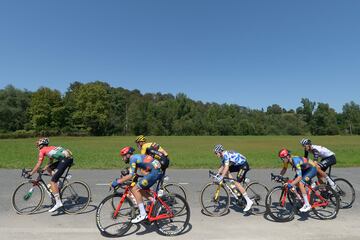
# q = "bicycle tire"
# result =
<box><xmin>266</xmin><ymin>186</ymin><xmax>295</xmax><ymax>222</ymax></box>
<box><xmin>12</xmin><ymin>180</ymin><xmax>44</xmax><ymax>215</ymax></box>
<box><xmin>61</xmin><ymin>181</ymin><xmax>91</xmax><ymax>214</ymax></box>
<box><xmin>163</xmin><ymin>183</ymin><xmax>187</xmax><ymax>214</ymax></box>
<box><xmin>310</xmin><ymin>184</ymin><xmax>339</xmax><ymax>220</ymax></box>
<box><xmin>154</xmin><ymin>193</ymin><xmax>190</xmax><ymax>236</ymax></box>
<box><xmin>245</xmin><ymin>182</ymin><xmax>269</xmax><ymax>215</ymax></box>
<box><xmin>96</xmin><ymin>193</ymin><xmax>135</xmax><ymax>237</ymax></box>
<box><xmin>200</xmin><ymin>182</ymin><xmax>230</xmax><ymax>217</ymax></box>
<box><xmin>333</xmin><ymin>178</ymin><xmax>355</xmax><ymax>209</ymax></box>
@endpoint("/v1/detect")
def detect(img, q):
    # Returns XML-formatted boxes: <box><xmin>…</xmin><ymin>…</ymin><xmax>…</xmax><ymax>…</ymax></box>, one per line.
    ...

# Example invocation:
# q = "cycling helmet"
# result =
<box><xmin>214</xmin><ymin>144</ymin><xmax>224</xmax><ymax>153</ymax></box>
<box><xmin>135</xmin><ymin>135</ymin><xmax>146</xmax><ymax>143</ymax></box>
<box><xmin>120</xmin><ymin>146</ymin><xmax>135</xmax><ymax>156</ymax></box>
<box><xmin>278</xmin><ymin>149</ymin><xmax>291</xmax><ymax>158</ymax></box>
<box><xmin>37</xmin><ymin>138</ymin><xmax>49</xmax><ymax>147</ymax></box>
<box><xmin>300</xmin><ymin>138</ymin><xmax>312</xmax><ymax>146</ymax></box>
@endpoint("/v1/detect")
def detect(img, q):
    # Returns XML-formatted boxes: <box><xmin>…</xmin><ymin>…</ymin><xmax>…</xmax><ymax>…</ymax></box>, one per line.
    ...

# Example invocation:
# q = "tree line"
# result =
<box><xmin>0</xmin><ymin>81</ymin><xmax>360</xmax><ymax>138</ymax></box>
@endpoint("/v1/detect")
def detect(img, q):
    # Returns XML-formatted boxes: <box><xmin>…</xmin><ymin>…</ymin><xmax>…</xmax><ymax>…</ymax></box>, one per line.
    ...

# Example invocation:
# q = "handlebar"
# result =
<box><xmin>208</xmin><ymin>170</ymin><xmax>234</xmax><ymax>182</ymax></box>
<box><xmin>270</xmin><ymin>173</ymin><xmax>289</xmax><ymax>183</ymax></box>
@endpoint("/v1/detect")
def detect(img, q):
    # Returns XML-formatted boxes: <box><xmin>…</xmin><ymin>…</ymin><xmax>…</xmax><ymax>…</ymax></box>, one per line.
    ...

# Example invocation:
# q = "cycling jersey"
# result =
<box><xmin>128</xmin><ymin>154</ymin><xmax>162</xmax><ymax>190</ymax></box>
<box><xmin>38</xmin><ymin>146</ymin><xmax>72</xmax><ymax>163</ymax></box>
<box><xmin>283</xmin><ymin>156</ymin><xmax>316</xmax><ymax>178</ymax></box>
<box><xmin>304</xmin><ymin>145</ymin><xmax>335</xmax><ymax>161</ymax></box>
<box><xmin>221</xmin><ymin>151</ymin><xmax>247</xmax><ymax>166</ymax></box>
<box><xmin>141</xmin><ymin>142</ymin><xmax>168</xmax><ymax>157</ymax></box>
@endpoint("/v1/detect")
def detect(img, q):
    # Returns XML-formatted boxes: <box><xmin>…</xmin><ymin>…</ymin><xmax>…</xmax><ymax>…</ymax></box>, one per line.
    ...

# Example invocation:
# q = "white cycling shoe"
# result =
<box><xmin>243</xmin><ymin>200</ymin><xmax>253</xmax><ymax>212</ymax></box>
<box><xmin>131</xmin><ymin>214</ymin><xmax>148</xmax><ymax>223</ymax></box>
<box><xmin>299</xmin><ymin>204</ymin><xmax>311</xmax><ymax>212</ymax></box>
<box><xmin>49</xmin><ymin>202</ymin><xmax>63</xmax><ymax>213</ymax></box>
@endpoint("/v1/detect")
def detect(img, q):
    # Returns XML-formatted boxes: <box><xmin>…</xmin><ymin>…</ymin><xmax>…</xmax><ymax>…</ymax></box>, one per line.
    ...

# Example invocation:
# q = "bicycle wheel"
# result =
<box><xmin>245</xmin><ymin>182</ymin><xmax>269</xmax><ymax>215</ymax></box>
<box><xmin>266</xmin><ymin>186</ymin><xmax>295</xmax><ymax>222</ymax></box>
<box><xmin>200</xmin><ymin>182</ymin><xmax>230</xmax><ymax>217</ymax></box>
<box><xmin>154</xmin><ymin>193</ymin><xmax>190</xmax><ymax>236</ymax></box>
<box><xmin>333</xmin><ymin>178</ymin><xmax>355</xmax><ymax>209</ymax></box>
<box><xmin>163</xmin><ymin>183</ymin><xmax>187</xmax><ymax>201</ymax></box>
<box><xmin>12</xmin><ymin>181</ymin><xmax>44</xmax><ymax>215</ymax></box>
<box><xmin>96</xmin><ymin>193</ymin><xmax>135</xmax><ymax>237</ymax></box>
<box><xmin>61</xmin><ymin>181</ymin><xmax>91</xmax><ymax>214</ymax></box>
<box><xmin>310</xmin><ymin>184</ymin><xmax>339</xmax><ymax>220</ymax></box>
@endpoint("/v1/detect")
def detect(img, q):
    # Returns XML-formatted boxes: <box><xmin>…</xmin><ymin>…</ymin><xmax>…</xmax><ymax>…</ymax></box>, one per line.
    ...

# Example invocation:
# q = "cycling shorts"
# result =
<box><xmin>136</xmin><ymin>169</ymin><xmax>162</xmax><ymax>190</ymax></box>
<box><xmin>300</xmin><ymin>166</ymin><xmax>317</xmax><ymax>184</ymax></box>
<box><xmin>317</xmin><ymin>155</ymin><xmax>336</xmax><ymax>171</ymax></box>
<box><xmin>50</xmin><ymin>158</ymin><xmax>73</xmax><ymax>182</ymax></box>
<box><xmin>229</xmin><ymin>162</ymin><xmax>250</xmax><ymax>183</ymax></box>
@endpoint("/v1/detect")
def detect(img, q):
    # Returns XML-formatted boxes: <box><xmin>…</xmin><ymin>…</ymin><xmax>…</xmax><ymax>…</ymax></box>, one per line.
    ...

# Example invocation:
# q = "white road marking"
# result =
<box><xmin>96</xmin><ymin>183</ymin><xmax>110</xmax><ymax>186</ymax></box>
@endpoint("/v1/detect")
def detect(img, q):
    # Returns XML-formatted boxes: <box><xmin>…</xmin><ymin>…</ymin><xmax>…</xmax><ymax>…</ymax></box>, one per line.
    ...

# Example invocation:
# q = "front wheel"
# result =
<box><xmin>12</xmin><ymin>181</ymin><xmax>44</xmax><ymax>215</ymax></box>
<box><xmin>245</xmin><ymin>182</ymin><xmax>269</xmax><ymax>215</ymax></box>
<box><xmin>333</xmin><ymin>178</ymin><xmax>355</xmax><ymax>209</ymax></box>
<box><xmin>61</xmin><ymin>181</ymin><xmax>91</xmax><ymax>214</ymax></box>
<box><xmin>266</xmin><ymin>186</ymin><xmax>295</xmax><ymax>222</ymax></box>
<box><xmin>96</xmin><ymin>193</ymin><xmax>135</xmax><ymax>237</ymax></box>
<box><xmin>200</xmin><ymin>182</ymin><xmax>230</xmax><ymax>217</ymax></box>
<box><xmin>310</xmin><ymin>184</ymin><xmax>339</xmax><ymax>220</ymax></box>
<box><xmin>154</xmin><ymin>193</ymin><xmax>190</xmax><ymax>236</ymax></box>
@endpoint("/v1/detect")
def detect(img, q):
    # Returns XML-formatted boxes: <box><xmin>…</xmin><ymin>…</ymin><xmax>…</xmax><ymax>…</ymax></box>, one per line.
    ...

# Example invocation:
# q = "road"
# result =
<box><xmin>0</xmin><ymin>168</ymin><xmax>359</xmax><ymax>240</ymax></box>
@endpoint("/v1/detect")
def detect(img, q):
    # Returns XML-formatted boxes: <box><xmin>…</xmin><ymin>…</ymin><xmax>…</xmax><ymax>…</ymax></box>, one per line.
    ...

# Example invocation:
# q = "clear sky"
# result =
<box><xmin>1</xmin><ymin>0</ymin><xmax>359</xmax><ymax>111</ymax></box>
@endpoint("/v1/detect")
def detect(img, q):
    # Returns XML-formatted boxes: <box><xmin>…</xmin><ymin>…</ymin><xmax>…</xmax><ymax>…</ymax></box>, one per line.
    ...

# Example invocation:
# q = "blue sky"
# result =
<box><xmin>1</xmin><ymin>0</ymin><xmax>359</xmax><ymax>112</ymax></box>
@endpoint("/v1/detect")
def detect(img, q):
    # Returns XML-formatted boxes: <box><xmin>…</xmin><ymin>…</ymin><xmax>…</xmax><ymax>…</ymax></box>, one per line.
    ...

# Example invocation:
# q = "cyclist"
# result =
<box><xmin>135</xmin><ymin>135</ymin><xmax>170</xmax><ymax>171</ymax></box>
<box><xmin>278</xmin><ymin>148</ymin><xmax>317</xmax><ymax>212</ymax></box>
<box><xmin>213</xmin><ymin>144</ymin><xmax>253</xmax><ymax>212</ymax></box>
<box><xmin>27</xmin><ymin>138</ymin><xmax>74</xmax><ymax>212</ymax></box>
<box><xmin>300</xmin><ymin>138</ymin><xmax>336</xmax><ymax>189</ymax></box>
<box><xmin>112</xmin><ymin>146</ymin><xmax>162</xmax><ymax>223</ymax></box>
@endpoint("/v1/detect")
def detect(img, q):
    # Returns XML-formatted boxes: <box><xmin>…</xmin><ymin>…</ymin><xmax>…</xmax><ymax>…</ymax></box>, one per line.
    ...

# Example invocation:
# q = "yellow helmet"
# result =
<box><xmin>135</xmin><ymin>135</ymin><xmax>146</xmax><ymax>143</ymax></box>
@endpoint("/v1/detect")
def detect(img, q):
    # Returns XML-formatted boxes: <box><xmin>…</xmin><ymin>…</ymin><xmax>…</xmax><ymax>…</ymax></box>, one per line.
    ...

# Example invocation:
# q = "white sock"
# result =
<box><xmin>54</xmin><ymin>193</ymin><xmax>62</xmax><ymax>205</ymax></box>
<box><xmin>326</xmin><ymin>176</ymin><xmax>335</xmax><ymax>186</ymax></box>
<box><xmin>243</xmin><ymin>193</ymin><xmax>252</xmax><ymax>203</ymax></box>
<box><xmin>302</xmin><ymin>194</ymin><xmax>309</xmax><ymax>206</ymax></box>
<box><xmin>138</xmin><ymin>203</ymin><xmax>146</xmax><ymax>216</ymax></box>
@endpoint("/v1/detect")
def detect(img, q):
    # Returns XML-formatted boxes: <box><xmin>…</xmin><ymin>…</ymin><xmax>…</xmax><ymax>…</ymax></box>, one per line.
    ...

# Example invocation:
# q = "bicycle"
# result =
<box><xmin>265</xmin><ymin>173</ymin><xmax>340</xmax><ymax>222</ymax></box>
<box><xmin>326</xmin><ymin>165</ymin><xmax>356</xmax><ymax>209</ymax></box>
<box><xmin>96</xmin><ymin>175</ymin><xmax>191</xmax><ymax>237</ymax></box>
<box><xmin>200</xmin><ymin>170</ymin><xmax>269</xmax><ymax>216</ymax></box>
<box><xmin>12</xmin><ymin>167</ymin><xmax>91</xmax><ymax>215</ymax></box>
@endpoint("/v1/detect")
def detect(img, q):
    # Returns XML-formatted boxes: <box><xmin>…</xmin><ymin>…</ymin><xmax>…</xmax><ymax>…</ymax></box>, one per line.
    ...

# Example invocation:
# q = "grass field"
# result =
<box><xmin>0</xmin><ymin>136</ymin><xmax>360</xmax><ymax>169</ymax></box>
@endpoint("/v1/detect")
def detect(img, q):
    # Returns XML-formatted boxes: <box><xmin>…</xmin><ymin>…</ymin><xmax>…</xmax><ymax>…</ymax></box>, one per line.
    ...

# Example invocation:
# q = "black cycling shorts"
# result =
<box><xmin>229</xmin><ymin>162</ymin><xmax>250</xmax><ymax>183</ymax></box>
<box><xmin>318</xmin><ymin>155</ymin><xmax>336</xmax><ymax>171</ymax></box>
<box><xmin>50</xmin><ymin>158</ymin><xmax>73</xmax><ymax>182</ymax></box>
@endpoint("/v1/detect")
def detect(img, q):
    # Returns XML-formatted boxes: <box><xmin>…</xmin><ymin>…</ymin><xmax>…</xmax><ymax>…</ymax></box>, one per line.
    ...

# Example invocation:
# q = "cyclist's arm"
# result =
<box><xmin>217</xmin><ymin>165</ymin><xmax>224</xmax><ymax>175</ymax></box>
<box><xmin>42</xmin><ymin>158</ymin><xmax>54</xmax><ymax>172</ymax></box>
<box><xmin>221</xmin><ymin>164</ymin><xmax>230</xmax><ymax>178</ymax></box>
<box><xmin>119</xmin><ymin>174</ymin><xmax>133</xmax><ymax>184</ymax></box>
<box><xmin>280</xmin><ymin>162</ymin><xmax>288</xmax><ymax>176</ymax></box>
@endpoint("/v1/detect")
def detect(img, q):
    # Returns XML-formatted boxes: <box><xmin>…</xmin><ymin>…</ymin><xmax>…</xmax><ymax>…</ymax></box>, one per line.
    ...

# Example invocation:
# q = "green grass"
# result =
<box><xmin>1</xmin><ymin>136</ymin><xmax>360</xmax><ymax>169</ymax></box>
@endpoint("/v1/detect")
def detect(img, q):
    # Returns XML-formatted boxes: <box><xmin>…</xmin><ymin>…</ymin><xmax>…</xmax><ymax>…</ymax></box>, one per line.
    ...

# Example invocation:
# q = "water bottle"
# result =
<box><xmin>23</xmin><ymin>187</ymin><xmax>34</xmax><ymax>201</ymax></box>
<box><xmin>230</xmin><ymin>181</ymin><xmax>241</xmax><ymax>197</ymax></box>
<box><xmin>158</xmin><ymin>189</ymin><xmax>164</xmax><ymax>197</ymax></box>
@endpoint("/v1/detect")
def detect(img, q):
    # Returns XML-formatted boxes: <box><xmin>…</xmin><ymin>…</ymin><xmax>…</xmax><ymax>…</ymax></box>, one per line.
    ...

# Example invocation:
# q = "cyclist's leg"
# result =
<box><xmin>299</xmin><ymin>166</ymin><xmax>317</xmax><ymax>212</ymax></box>
<box><xmin>49</xmin><ymin>158</ymin><xmax>73</xmax><ymax>212</ymax></box>
<box><xmin>318</xmin><ymin>156</ymin><xmax>336</xmax><ymax>187</ymax></box>
<box><xmin>230</xmin><ymin>164</ymin><xmax>253</xmax><ymax>210</ymax></box>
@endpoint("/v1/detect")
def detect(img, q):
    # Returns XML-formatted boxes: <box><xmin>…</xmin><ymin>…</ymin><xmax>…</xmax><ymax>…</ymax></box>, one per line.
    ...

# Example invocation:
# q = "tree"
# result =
<box><xmin>311</xmin><ymin>103</ymin><xmax>339</xmax><ymax>135</ymax></box>
<box><xmin>342</xmin><ymin>101</ymin><xmax>360</xmax><ymax>134</ymax></box>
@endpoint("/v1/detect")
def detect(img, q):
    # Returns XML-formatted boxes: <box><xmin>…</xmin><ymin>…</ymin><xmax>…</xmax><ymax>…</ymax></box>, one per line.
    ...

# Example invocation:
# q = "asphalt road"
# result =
<box><xmin>0</xmin><ymin>168</ymin><xmax>359</xmax><ymax>240</ymax></box>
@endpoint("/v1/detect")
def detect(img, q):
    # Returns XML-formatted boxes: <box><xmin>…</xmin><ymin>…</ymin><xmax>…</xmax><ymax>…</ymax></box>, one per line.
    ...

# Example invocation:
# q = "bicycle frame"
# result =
<box><xmin>113</xmin><ymin>185</ymin><xmax>174</xmax><ymax>222</ymax></box>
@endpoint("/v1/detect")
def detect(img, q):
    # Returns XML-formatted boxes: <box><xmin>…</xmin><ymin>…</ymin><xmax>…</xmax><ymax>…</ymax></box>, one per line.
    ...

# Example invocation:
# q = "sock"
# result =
<box><xmin>243</xmin><ymin>193</ymin><xmax>252</xmax><ymax>203</ymax></box>
<box><xmin>138</xmin><ymin>203</ymin><xmax>146</xmax><ymax>216</ymax></box>
<box><xmin>302</xmin><ymin>194</ymin><xmax>309</xmax><ymax>206</ymax></box>
<box><xmin>54</xmin><ymin>193</ymin><xmax>61</xmax><ymax>204</ymax></box>
<box><xmin>326</xmin><ymin>176</ymin><xmax>335</xmax><ymax>186</ymax></box>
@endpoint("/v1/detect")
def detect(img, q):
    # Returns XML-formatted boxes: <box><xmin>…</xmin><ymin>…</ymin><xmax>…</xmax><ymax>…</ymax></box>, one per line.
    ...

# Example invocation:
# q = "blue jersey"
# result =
<box><xmin>128</xmin><ymin>154</ymin><xmax>161</xmax><ymax>176</ymax></box>
<box><xmin>284</xmin><ymin>156</ymin><xmax>316</xmax><ymax>177</ymax></box>
<box><xmin>221</xmin><ymin>151</ymin><xmax>247</xmax><ymax>166</ymax></box>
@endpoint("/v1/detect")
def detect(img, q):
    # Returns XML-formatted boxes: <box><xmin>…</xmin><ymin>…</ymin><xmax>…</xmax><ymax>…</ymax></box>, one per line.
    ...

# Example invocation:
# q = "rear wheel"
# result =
<box><xmin>266</xmin><ymin>186</ymin><xmax>295</xmax><ymax>222</ymax></box>
<box><xmin>96</xmin><ymin>193</ymin><xmax>135</xmax><ymax>237</ymax></box>
<box><xmin>333</xmin><ymin>178</ymin><xmax>355</xmax><ymax>209</ymax></box>
<box><xmin>154</xmin><ymin>193</ymin><xmax>190</xmax><ymax>236</ymax></box>
<box><xmin>245</xmin><ymin>182</ymin><xmax>268</xmax><ymax>214</ymax></box>
<box><xmin>61</xmin><ymin>181</ymin><xmax>91</xmax><ymax>214</ymax></box>
<box><xmin>163</xmin><ymin>183</ymin><xmax>187</xmax><ymax>214</ymax></box>
<box><xmin>200</xmin><ymin>182</ymin><xmax>230</xmax><ymax>217</ymax></box>
<box><xmin>12</xmin><ymin>181</ymin><xmax>44</xmax><ymax>214</ymax></box>
<box><xmin>310</xmin><ymin>184</ymin><xmax>339</xmax><ymax>220</ymax></box>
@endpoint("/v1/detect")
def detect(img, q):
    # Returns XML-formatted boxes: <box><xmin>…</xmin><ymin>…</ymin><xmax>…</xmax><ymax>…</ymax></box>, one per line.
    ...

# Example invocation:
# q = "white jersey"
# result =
<box><xmin>221</xmin><ymin>150</ymin><xmax>247</xmax><ymax>166</ymax></box>
<box><xmin>308</xmin><ymin>145</ymin><xmax>335</xmax><ymax>160</ymax></box>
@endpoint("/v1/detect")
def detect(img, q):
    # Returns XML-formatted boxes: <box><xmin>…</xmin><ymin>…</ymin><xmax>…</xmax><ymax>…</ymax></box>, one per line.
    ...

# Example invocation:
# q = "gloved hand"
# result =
<box><xmin>24</xmin><ymin>172</ymin><xmax>32</xmax><ymax>179</ymax></box>
<box><xmin>111</xmin><ymin>178</ymin><xmax>120</xmax><ymax>188</ymax></box>
<box><xmin>274</xmin><ymin>176</ymin><xmax>280</xmax><ymax>182</ymax></box>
